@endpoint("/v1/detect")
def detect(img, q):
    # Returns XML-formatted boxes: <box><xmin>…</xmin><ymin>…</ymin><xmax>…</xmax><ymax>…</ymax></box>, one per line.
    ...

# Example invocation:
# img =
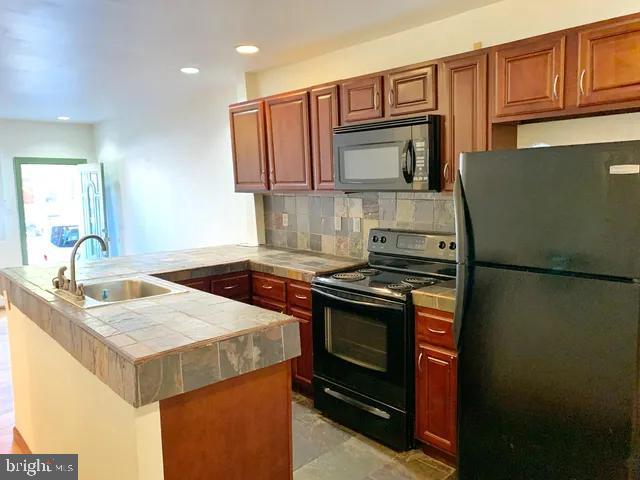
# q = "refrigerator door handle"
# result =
<box><xmin>453</xmin><ymin>167</ymin><xmax>471</xmax><ymax>349</ymax></box>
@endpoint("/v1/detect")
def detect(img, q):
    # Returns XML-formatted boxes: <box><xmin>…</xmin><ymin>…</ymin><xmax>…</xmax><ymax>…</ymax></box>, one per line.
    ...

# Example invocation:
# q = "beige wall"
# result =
<box><xmin>250</xmin><ymin>0</ymin><xmax>639</xmax><ymax>98</ymax></box>
<box><xmin>6</xmin><ymin>304</ymin><xmax>164</xmax><ymax>480</ymax></box>
<box><xmin>517</xmin><ymin>113</ymin><xmax>640</xmax><ymax>148</ymax></box>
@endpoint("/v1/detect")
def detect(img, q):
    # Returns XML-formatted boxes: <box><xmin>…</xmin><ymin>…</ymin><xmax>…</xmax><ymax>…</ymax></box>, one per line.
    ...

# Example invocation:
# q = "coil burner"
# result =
<box><xmin>357</xmin><ymin>268</ymin><xmax>381</xmax><ymax>276</ymax></box>
<box><xmin>402</xmin><ymin>277</ymin><xmax>439</xmax><ymax>287</ymax></box>
<box><xmin>387</xmin><ymin>283</ymin><xmax>413</xmax><ymax>293</ymax></box>
<box><xmin>332</xmin><ymin>272</ymin><xmax>366</xmax><ymax>282</ymax></box>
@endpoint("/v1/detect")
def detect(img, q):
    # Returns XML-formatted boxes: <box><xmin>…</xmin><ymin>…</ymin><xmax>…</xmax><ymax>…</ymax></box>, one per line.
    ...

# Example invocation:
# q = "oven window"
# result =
<box><xmin>342</xmin><ymin>145</ymin><xmax>400</xmax><ymax>181</ymax></box>
<box><xmin>324</xmin><ymin>307</ymin><xmax>388</xmax><ymax>372</ymax></box>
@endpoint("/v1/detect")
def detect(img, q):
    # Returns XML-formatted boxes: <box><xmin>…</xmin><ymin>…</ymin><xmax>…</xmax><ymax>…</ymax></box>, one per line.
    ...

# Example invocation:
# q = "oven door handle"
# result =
<box><xmin>324</xmin><ymin>387</ymin><xmax>391</xmax><ymax>420</ymax></box>
<box><xmin>312</xmin><ymin>288</ymin><xmax>404</xmax><ymax>311</ymax></box>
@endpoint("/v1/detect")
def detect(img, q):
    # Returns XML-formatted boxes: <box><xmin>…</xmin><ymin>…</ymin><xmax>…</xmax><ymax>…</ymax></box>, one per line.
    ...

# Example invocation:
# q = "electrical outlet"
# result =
<box><xmin>334</xmin><ymin>217</ymin><xmax>342</xmax><ymax>231</ymax></box>
<box><xmin>353</xmin><ymin>218</ymin><xmax>361</xmax><ymax>233</ymax></box>
<box><xmin>282</xmin><ymin>213</ymin><xmax>288</xmax><ymax>227</ymax></box>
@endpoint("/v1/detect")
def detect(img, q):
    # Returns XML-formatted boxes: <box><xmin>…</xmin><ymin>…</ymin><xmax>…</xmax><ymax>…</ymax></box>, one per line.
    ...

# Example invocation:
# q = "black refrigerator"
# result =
<box><xmin>454</xmin><ymin>141</ymin><xmax>640</xmax><ymax>479</ymax></box>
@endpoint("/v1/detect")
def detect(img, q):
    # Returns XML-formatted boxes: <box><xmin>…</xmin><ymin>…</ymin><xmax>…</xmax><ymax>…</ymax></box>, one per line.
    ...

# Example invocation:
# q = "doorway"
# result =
<box><xmin>14</xmin><ymin>157</ymin><xmax>108</xmax><ymax>266</ymax></box>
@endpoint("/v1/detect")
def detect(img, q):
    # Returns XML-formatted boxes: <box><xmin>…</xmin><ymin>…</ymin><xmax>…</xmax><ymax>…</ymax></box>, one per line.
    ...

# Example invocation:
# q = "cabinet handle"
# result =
<box><xmin>552</xmin><ymin>74</ymin><xmax>559</xmax><ymax>100</ymax></box>
<box><xmin>579</xmin><ymin>69</ymin><xmax>586</xmax><ymax>96</ymax></box>
<box><xmin>374</xmin><ymin>91</ymin><xmax>380</xmax><ymax>111</ymax></box>
<box><xmin>294</xmin><ymin>294</ymin><xmax>308</xmax><ymax>300</ymax></box>
<box><xmin>388</xmin><ymin>89</ymin><xmax>394</xmax><ymax>106</ymax></box>
<box><xmin>443</xmin><ymin>162</ymin><xmax>450</xmax><ymax>181</ymax></box>
<box><xmin>418</xmin><ymin>352</ymin><xmax>424</xmax><ymax>373</ymax></box>
<box><xmin>428</xmin><ymin>327</ymin><xmax>447</xmax><ymax>335</ymax></box>
<box><xmin>262</xmin><ymin>284</ymin><xmax>273</xmax><ymax>290</ymax></box>
<box><xmin>223</xmin><ymin>284</ymin><xmax>239</xmax><ymax>290</ymax></box>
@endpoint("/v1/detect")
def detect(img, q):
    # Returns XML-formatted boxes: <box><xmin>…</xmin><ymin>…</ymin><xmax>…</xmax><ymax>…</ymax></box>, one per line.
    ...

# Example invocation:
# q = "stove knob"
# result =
<box><xmin>438</xmin><ymin>241</ymin><xmax>447</xmax><ymax>249</ymax></box>
<box><xmin>380</xmin><ymin>236</ymin><xmax>387</xmax><ymax>244</ymax></box>
<box><xmin>372</xmin><ymin>235</ymin><xmax>379</xmax><ymax>243</ymax></box>
<box><xmin>449</xmin><ymin>242</ymin><xmax>457</xmax><ymax>250</ymax></box>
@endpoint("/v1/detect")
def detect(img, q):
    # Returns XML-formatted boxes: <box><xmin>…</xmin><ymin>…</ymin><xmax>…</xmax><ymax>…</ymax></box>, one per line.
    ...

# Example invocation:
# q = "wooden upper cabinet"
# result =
<box><xmin>441</xmin><ymin>53</ymin><xmax>488</xmax><ymax>191</ymax></box>
<box><xmin>265</xmin><ymin>92</ymin><xmax>312</xmax><ymax>191</ymax></box>
<box><xmin>385</xmin><ymin>65</ymin><xmax>437</xmax><ymax>116</ymax></box>
<box><xmin>416</xmin><ymin>343</ymin><xmax>457</xmax><ymax>455</ymax></box>
<box><xmin>340</xmin><ymin>75</ymin><xmax>383</xmax><ymax>123</ymax></box>
<box><xmin>577</xmin><ymin>17</ymin><xmax>640</xmax><ymax>107</ymax></box>
<box><xmin>310</xmin><ymin>85</ymin><xmax>339</xmax><ymax>190</ymax></box>
<box><xmin>494</xmin><ymin>35</ymin><xmax>566</xmax><ymax>117</ymax></box>
<box><xmin>229</xmin><ymin>101</ymin><xmax>269</xmax><ymax>192</ymax></box>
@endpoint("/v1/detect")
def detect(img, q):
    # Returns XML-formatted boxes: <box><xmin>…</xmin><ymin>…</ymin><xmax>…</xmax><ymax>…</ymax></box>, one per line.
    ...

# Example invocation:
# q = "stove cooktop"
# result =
<box><xmin>314</xmin><ymin>265</ymin><xmax>450</xmax><ymax>300</ymax></box>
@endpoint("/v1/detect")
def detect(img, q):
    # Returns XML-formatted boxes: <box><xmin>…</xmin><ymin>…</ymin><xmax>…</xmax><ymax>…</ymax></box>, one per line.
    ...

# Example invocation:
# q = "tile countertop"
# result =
<box><xmin>0</xmin><ymin>245</ymin><xmax>364</xmax><ymax>407</ymax></box>
<box><xmin>411</xmin><ymin>279</ymin><xmax>456</xmax><ymax>313</ymax></box>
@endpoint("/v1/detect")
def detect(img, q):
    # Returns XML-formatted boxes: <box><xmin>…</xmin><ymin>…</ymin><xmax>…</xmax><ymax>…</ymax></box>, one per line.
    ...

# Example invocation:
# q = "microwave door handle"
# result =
<box><xmin>402</xmin><ymin>140</ymin><xmax>414</xmax><ymax>183</ymax></box>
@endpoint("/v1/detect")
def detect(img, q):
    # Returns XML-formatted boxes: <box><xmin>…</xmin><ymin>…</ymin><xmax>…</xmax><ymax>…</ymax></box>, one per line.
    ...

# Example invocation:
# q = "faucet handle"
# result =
<box><xmin>75</xmin><ymin>283</ymin><xmax>85</xmax><ymax>299</ymax></box>
<box><xmin>56</xmin><ymin>266</ymin><xmax>69</xmax><ymax>290</ymax></box>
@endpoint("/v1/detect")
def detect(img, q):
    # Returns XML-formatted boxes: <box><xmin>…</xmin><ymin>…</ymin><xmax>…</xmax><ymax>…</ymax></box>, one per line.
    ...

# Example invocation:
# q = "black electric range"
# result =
<box><xmin>311</xmin><ymin>228</ymin><xmax>457</xmax><ymax>450</ymax></box>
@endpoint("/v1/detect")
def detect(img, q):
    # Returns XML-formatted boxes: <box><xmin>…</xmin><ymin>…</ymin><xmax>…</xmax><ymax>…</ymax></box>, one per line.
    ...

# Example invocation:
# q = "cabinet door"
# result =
<box><xmin>416</xmin><ymin>343</ymin><xmax>457</xmax><ymax>454</ymax></box>
<box><xmin>178</xmin><ymin>277</ymin><xmax>211</xmax><ymax>293</ymax></box>
<box><xmin>253</xmin><ymin>296</ymin><xmax>287</xmax><ymax>313</ymax></box>
<box><xmin>290</xmin><ymin>306</ymin><xmax>313</xmax><ymax>392</ymax></box>
<box><xmin>340</xmin><ymin>75</ymin><xmax>383</xmax><ymax>123</ymax></box>
<box><xmin>577</xmin><ymin>18</ymin><xmax>640</xmax><ymax>107</ymax></box>
<box><xmin>229</xmin><ymin>101</ymin><xmax>269</xmax><ymax>192</ymax></box>
<box><xmin>310</xmin><ymin>85</ymin><xmax>339</xmax><ymax>190</ymax></box>
<box><xmin>442</xmin><ymin>53</ymin><xmax>487</xmax><ymax>191</ymax></box>
<box><xmin>265</xmin><ymin>92</ymin><xmax>312</xmax><ymax>191</ymax></box>
<box><xmin>494</xmin><ymin>35</ymin><xmax>565</xmax><ymax>117</ymax></box>
<box><xmin>385</xmin><ymin>65</ymin><xmax>437</xmax><ymax>117</ymax></box>
<box><xmin>211</xmin><ymin>271</ymin><xmax>251</xmax><ymax>300</ymax></box>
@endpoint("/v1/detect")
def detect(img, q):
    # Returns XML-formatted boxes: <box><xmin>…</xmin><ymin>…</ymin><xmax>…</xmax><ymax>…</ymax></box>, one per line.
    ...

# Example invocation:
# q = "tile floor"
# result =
<box><xmin>292</xmin><ymin>393</ymin><xmax>456</xmax><ymax>479</ymax></box>
<box><xmin>0</xmin><ymin>309</ymin><xmax>456</xmax><ymax>477</ymax></box>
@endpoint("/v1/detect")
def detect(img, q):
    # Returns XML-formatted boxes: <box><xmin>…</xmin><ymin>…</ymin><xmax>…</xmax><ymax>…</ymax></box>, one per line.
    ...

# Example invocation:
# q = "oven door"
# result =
<box><xmin>312</xmin><ymin>286</ymin><xmax>408</xmax><ymax>409</ymax></box>
<box><xmin>333</xmin><ymin>126</ymin><xmax>415</xmax><ymax>191</ymax></box>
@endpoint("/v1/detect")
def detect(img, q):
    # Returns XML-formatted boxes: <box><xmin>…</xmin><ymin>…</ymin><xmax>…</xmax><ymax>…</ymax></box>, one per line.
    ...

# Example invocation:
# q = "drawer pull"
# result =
<box><xmin>427</xmin><ymin>327</ymin><xmax>447</xmax><ymax>335</ymax></box>
<box><xmin>294</xmin><ymin>294</ymin><xmax>308</xmax><ymax>300</ymax></box>
<box><xmin>223</xmin><ymin>284</ymin><xmax>239</xmax><ymax>290</ymax></box>
<box><xmin>418</xmin><ymin>352</ymin><xmax>423</xmax><ymax>372</ymax></box>
<box><xmin>261</xmin><ymin>284</ymin><xmax>273</xmax><ymax>290</ymax></box>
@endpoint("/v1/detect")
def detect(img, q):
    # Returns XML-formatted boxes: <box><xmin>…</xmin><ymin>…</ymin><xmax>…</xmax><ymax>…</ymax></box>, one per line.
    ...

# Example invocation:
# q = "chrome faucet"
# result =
<box><xmin>53</xmin><ymin>234</ymin><xmax>108</xmax><ymax>298</ymax></box>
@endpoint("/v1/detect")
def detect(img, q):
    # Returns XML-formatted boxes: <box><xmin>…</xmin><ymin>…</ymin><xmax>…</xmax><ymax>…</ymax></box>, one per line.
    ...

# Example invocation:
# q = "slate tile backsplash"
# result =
<box><xmin>262</xmin><ymin>192</ymin><xmax>455</xmax><ymax>259</ymax></box>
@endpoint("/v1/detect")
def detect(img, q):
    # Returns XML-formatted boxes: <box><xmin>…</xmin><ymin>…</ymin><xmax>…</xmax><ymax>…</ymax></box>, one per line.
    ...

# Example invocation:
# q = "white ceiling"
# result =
<box><xmin>0</xmin><ymin>0</ymin><xmax>500</xmax><ymax>123</ymax></box>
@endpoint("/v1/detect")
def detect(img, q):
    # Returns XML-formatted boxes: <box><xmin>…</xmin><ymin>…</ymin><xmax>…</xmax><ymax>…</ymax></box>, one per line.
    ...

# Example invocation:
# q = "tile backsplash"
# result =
<box><xmin>262</xmin><ymin>192</ymin><xmax>455</xmax><ymax>259</ymax></box>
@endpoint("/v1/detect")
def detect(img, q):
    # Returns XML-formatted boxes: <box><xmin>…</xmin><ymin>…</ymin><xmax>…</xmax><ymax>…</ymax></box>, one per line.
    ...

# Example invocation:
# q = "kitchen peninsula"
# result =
<box><xmin>0</xmin><ymin>245</ymin><xmax>361</xmax><ymax>480</ymax></box>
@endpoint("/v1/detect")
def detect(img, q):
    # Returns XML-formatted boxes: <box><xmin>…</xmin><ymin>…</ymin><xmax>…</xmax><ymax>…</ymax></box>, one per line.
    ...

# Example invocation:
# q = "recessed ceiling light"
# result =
<box><xmin>180</xmin><ymin>66</ymin><xmax>200</xmax><ymax>74</ymax></box>
<box><xmin>57</xmin><ymin>116</ymin><xmax>70</xmax><ymax>121</ymax></box>
<box><xmin>235</xmin><ymin>45</ymin><xmax>259</xmax><ymax>55</ymax></box>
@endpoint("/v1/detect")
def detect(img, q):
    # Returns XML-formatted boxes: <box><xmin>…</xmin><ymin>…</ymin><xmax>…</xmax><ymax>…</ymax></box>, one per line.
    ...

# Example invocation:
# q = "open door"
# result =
<box><xmin>78</xmin><ymin>163</ymin><xmax>109</xmax><ymax>260</ymax></box>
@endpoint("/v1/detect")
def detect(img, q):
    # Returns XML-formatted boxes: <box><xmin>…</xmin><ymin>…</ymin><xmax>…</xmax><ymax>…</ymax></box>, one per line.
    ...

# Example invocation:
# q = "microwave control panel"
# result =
<box><xmin>413</xmin><ymin>140</ymin><xmax>427</xmax><ymax>181</ymax></box>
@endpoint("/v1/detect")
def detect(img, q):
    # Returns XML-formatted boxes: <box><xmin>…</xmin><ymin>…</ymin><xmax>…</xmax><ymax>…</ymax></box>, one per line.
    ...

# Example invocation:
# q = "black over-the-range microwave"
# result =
<box><xmin>332</xmin><ymin>115</ymin><xmax>441</xmax><ymax>191</ymax></box>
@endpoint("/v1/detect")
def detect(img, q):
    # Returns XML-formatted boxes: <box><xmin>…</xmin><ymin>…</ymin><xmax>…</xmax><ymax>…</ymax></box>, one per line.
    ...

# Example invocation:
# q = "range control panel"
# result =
<box><xmin>367</xmin><ymin>228</ymin><xmax>457</xmax><ymax>261</ymax></box>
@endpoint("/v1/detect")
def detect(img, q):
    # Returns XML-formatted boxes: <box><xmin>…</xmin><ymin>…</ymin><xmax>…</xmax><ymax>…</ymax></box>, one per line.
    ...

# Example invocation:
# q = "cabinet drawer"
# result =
<box><xmin>211</xmin><ymin>272</ymin><xmax>250</xmax><ymax>298</ymax></box>
<box><xmin>178</xmin><ymin>277</ymin><xmax>211</xmax><ymax>292</ymax></box>
<box><xmin>253</xmin><ymin>296</ymin><xmax>287</xmax><ymax>313</ymax></box>
<box><xmin>416</xmin><ymin>307</ymin><xmax>454</xmax><ymax>350</ymax></box>
<box><xmin>288</xmin><ymin>282</ymin><xmax>312</xmax><ymax>310</ymax></box>
<box><xmin>252</xmin><ymin>273</ymin><xmax>287</xmax><ymax>302</ymax></box>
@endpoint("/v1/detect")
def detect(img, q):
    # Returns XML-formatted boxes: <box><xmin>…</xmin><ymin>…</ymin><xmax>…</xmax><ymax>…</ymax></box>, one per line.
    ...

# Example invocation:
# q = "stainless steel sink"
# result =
<box><xmin>50</xmin><ymin>277</ymin><xmax>187</xmax><ymax>308</ymax></box>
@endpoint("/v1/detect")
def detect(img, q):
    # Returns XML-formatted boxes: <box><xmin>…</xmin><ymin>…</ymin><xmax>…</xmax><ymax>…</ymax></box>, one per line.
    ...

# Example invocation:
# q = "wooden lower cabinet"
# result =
<box><xmin>415</xmin><ymin>307</ymin><xmax>457</xmax><ymax>456</ymax></box>
<box><xmin>177</xmin><ymin>277</ymin><xmax>211</xmax><ymax>292</ymax></box>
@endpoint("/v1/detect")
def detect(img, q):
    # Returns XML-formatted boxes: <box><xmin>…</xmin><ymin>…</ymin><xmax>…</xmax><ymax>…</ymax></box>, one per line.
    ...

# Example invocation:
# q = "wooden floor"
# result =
<box><xmin>0</xmin><ymin>309</ymin><xmax>26</xmax><ymax>454</ymax></box>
